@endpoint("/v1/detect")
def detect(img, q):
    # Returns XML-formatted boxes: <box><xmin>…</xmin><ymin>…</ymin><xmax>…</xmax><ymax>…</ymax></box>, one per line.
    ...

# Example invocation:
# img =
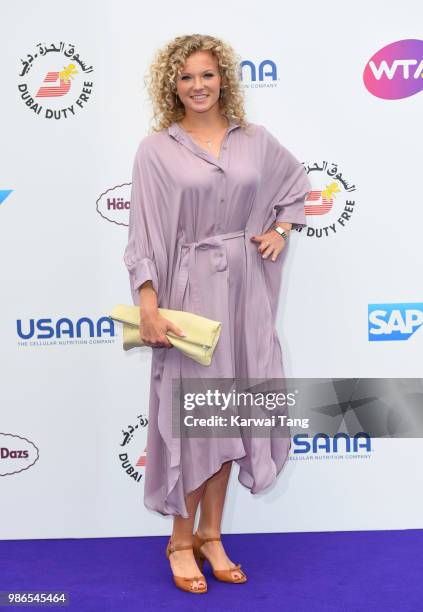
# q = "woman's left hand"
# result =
<box><xmin>250</xmin><ymin>228</ymin><xmax>288</xmax><ymax>262</ymax></box>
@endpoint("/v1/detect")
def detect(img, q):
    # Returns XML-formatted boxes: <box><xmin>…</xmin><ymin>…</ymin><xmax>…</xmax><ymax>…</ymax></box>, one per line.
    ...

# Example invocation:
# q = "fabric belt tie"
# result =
<box><xmin>176</xmin><ymin>228</ymin><xmax>246</xmax><ymax>311</ymax></box>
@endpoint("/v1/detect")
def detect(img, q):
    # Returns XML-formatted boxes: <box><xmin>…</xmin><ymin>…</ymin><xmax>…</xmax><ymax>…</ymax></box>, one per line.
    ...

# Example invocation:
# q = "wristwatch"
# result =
<box><xmin>272</xmin><ymin>225</ymin><xmax>290</xmax><ymax>241</ymax></box>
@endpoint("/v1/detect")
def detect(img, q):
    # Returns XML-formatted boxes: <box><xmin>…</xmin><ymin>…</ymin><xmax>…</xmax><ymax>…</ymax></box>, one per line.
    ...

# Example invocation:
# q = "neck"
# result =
<box><xmin>181</xmin><ymin>109</ymin><xmax>229</xmax><ymax>132</ymax></box>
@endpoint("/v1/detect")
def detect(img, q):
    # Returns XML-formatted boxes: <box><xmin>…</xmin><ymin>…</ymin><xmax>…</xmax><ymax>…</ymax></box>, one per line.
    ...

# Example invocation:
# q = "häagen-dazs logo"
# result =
<box><xmin>296</xmin><ymin>161</ymin><xmax>357</xmax><ymax>238</ymax></box>
<box><xmin>0</xmin><ymin>432</ymin><xmax>39</xmax><ymax>476</ymax></box>
<box><xmin>363</xmin><ymin>39</ymin><xmax>423</xmax><ymax>100</ymax></box>
<box><xmin>96</xmin><ymin>184</ymin><xmax>131</xmax><ymax>226</ymax></box>
<box><xmin>18</xmin><ymin>41</ymin><xmax>93</xmax><ymax>119</ymax></box>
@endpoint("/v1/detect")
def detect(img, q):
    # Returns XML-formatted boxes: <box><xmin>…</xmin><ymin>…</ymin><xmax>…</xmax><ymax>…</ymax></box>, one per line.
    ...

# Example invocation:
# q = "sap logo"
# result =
<box><xmin>293</xmin><ymin>433</ymin><xmax>371</xmax><ymax>454</ymax></box>
<box><xmin>240</xmin><ymin>60</ymin><xmax>277</xmax><ymax>82</ymax></box>
<box><xmin>363</xmin><ymin>39</ymin><xmax>423</xmax><ymax>99</ymax></box>
<box><xmin>368</xmin><ymin>303</ymin><xmax>423</xmax><ymax>341</ymax></box>
<box><xmin>17</xmin><ymin>316</ymin><xmax>115</xmax><ymax>339</ymax></box>
<box><xmin>0</xmin><ymin>190</ymin><xmax>13</xmax><ymax>205</ymax></box>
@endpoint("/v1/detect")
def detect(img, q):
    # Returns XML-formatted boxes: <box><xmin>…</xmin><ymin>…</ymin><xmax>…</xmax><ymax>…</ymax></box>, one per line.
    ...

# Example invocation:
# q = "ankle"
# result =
<box><xmin>169</xmin><ymin>536</ymin><xmax>193</xmax><ymax>550</ymax></box>
<box><xmin>196</xmin><ymin>528</ymin><xmax>221</xmax><ymax>540</ymax></box>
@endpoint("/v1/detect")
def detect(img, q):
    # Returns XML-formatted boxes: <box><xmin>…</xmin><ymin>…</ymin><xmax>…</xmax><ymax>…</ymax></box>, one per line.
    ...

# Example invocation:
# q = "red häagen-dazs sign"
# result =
<box><xmin>0</xmin><ymin>432</ymin><xmax>39</xmax><ymax>476</ymax></box>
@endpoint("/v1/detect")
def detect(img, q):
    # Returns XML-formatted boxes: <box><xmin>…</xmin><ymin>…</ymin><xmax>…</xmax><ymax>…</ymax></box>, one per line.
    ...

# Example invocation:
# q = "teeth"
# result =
<box><xmin>192</xmin><ymin>95</ymin><xmax>207</xmax><ymax>99</ymax></box>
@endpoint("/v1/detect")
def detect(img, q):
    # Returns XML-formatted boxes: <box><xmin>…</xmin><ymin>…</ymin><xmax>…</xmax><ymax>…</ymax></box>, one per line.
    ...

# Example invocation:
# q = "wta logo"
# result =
<box><xmin>363</xmin><ymin>39</ymin><xmax>423</xmax><ymax>100</ymax></box>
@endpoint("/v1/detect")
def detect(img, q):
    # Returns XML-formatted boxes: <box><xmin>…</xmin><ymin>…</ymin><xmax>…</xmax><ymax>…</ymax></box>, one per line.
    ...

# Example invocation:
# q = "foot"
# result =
<box><xmin>168</xmin><ymin>546</ymin><xmax>206</xmax><ymax>591</ymax></box>
<box><xmin>196</xmin><ymin>531</ymin><xmax>244</xmax><ymax>581</ymax></box>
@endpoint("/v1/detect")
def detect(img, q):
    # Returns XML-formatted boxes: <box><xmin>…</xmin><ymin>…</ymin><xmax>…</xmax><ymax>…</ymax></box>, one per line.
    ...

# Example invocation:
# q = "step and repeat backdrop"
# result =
<box><xmin>1</xmin><ymin>0</ymin><xmax>422</xmax><ymax>539</ymax></box>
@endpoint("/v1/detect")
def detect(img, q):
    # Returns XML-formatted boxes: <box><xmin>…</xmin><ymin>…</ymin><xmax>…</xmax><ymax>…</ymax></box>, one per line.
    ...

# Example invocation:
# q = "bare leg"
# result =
<box><xmin>196</xmin><ymin>460</ymin><xmax>243</xmax><ymax>580</ymax></box>
<box><xmin>169</xmin><ymin>480</ymin><xmax>207</xmax><ymax>591</ymax></box>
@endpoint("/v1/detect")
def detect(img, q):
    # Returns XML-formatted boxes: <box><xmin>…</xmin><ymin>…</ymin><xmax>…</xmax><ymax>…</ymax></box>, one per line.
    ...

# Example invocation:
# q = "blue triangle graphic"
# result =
<box><xmin>0</xmin><ymin>190</ymin><xmax>13</xmax><ymax>204</ymax></box>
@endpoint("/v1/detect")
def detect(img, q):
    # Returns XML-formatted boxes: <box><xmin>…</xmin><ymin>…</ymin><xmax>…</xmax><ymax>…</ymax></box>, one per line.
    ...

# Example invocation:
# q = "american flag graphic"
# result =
<box><xmin>304</xmin><ymin>190</ymin><xmax>334</xmax><ymax>216</ymax></box>
<box><xmin>35</xmin><ymin>72</ymin><xmax>71</xmax><ymax>98</ymax></box>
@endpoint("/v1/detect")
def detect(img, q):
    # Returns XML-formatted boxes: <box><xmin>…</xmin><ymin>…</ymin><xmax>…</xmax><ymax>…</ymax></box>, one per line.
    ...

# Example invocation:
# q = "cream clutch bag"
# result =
<box><xmin>109</xmin><ymin>304</ymin><xmax>221</xmax><ymax>366</ymax></box>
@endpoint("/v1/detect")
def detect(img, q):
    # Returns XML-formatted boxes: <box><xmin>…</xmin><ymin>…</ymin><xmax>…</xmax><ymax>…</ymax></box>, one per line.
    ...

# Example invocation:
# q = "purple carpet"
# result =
<box><xmin>2</xmin><ymin>530</ymin><xmax>422</xmax><ymax>611</ymax></box>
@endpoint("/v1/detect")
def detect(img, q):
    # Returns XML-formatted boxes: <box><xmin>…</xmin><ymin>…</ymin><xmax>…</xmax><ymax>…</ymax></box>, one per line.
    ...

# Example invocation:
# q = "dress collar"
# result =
<box><xmin>168</xmin><ymin>118</ymin><xmax>241</xmax><ymax>140</ymax></box>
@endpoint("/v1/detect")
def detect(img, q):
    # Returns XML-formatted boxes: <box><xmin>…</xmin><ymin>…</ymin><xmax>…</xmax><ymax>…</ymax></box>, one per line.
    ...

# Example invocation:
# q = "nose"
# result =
<box><xmin>192</xmin><ymin>76</ymin><xmax>207</xmax><ymax>90</ymax></box>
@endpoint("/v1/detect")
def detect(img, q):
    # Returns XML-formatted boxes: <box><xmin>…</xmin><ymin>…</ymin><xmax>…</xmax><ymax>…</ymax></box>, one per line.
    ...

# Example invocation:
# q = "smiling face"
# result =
<box><xmin>176</xmin><ymin>50</ymin><xmax>222</xmax><ymax>116</ymax></box>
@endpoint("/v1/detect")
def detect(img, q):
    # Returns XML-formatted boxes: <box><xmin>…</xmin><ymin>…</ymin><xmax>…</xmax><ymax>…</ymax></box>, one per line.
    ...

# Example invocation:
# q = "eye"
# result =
<box><xmin>180</xmin><ymin>75</ymin><xmax>191</xmax><ymax>80</ymax></box>
<box><xmin>204</xmin><ymin>73</ymin><xmax>214</xmax><ymax>78</ymax></box>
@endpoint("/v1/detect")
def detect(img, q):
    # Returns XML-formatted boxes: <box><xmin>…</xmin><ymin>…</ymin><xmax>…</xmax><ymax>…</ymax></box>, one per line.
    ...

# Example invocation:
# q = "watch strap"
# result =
<box><xmin>272</xmin><ymin>225</ymin><xmax>289</xmax><ymax>241</ymax></box>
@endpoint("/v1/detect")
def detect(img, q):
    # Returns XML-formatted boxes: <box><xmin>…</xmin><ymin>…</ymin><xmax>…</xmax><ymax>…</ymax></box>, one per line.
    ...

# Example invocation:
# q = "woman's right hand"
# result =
<box><xmin>139</xmin><ymin>310</ymin><xmax>186</xmax><ymax>349</ymax></box>
<box><xmin>138</xmin><ymin>280</ymin><xmax>185</xmax><ymax>348</ymax></box>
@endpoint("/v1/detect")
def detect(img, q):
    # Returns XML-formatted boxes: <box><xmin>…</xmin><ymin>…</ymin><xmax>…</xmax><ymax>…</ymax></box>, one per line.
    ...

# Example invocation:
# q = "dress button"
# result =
<box><xmin>220</xmin><ymin>198</ymin><xmax>224</xmax><ymax>203</ymax></box>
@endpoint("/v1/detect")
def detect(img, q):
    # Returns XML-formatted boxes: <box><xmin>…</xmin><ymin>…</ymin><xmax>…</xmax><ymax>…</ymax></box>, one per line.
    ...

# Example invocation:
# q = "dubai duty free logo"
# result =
<box><xmin>296</xmin><ymin>161</ymin><xmax>358</xmax><ymax>238</ymax></box>
<box><xmin>363</xmin><ymin>39</ymin><xmax>423</xmax><ymax>100</ymax></box>
<box><xmin>18</xmin><ymin>41</ymin><xmax>94</xmax><ymax>119</ymax></box>
<box><xmin>119</xmin><ymin>414</ymin><xmax>148</xmax><ymax>484</ymax></box>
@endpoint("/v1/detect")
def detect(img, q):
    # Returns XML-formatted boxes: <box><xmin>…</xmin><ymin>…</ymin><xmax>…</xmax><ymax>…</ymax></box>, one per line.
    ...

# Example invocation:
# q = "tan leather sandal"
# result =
<box><xmin>166</xmin><ymin>538</ymin><xmax>208</xmax><ymax>594</ymax></box>
<box><xmin>193</xmin><ymin>532</ymin><xmax>247</xmax><ymax>583</ymax></box>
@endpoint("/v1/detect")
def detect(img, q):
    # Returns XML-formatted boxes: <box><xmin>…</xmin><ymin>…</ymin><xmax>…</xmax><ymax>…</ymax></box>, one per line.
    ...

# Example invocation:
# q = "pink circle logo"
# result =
<box><xmin>363</xmin><ymin>39</ymin><xmax>423</xmax><ymax>99</ymax></box>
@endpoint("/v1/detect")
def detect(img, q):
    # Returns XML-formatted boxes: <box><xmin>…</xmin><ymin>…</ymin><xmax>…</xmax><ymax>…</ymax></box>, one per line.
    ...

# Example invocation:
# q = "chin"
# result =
<box><xmin>185</xmin><ymin>97</ymin><xmax>218</xmax><ymax>112</ymax></box>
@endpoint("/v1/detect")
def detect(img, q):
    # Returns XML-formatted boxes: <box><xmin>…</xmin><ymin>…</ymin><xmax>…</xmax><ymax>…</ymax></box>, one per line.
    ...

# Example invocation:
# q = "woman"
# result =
<box><xmin>123</xmin><ymin>34</ymin><xmax>311</xmax><ymax>594</ymax></box>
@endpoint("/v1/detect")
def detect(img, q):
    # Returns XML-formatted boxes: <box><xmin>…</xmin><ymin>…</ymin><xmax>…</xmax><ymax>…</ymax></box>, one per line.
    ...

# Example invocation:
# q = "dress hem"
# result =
<box><xmin>144</xmin><ymin>448</ymin><xmax>291</xmax><ymax>519</ymax></box>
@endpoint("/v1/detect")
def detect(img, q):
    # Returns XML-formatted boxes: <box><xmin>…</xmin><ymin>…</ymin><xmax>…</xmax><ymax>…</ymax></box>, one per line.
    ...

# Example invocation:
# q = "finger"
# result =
<box><xmin>258</xmin><ymin>240</ymin><xmax>272</xmax><ymax>254</ymax></box>
<box><xmin>250</xmin><ymin>234</ymin><xmax>264</xmax><ymax>243</ymax></box>
<box><xmin>270</xmin><ymin>245</ymin><xmax>283</xmax><ymax>262</ymax></box>
<box><xmin>158</xmin><ymin>334</ymin><xmax>172</xmax><ymax>349</ymax></box>
<box><xmin>151</xmin><ymin>341</ymin><xmax>167</xmax><ymax>349</ymax></box>
<box><xmin>167</xmin><ymin>323</ymin><xmax>186</xmax><ymax>337</ymax></box>
<box><xmin>261</xmin><ymin>244</ymin><xmax>276</xmax><ymax>259</ymax></box>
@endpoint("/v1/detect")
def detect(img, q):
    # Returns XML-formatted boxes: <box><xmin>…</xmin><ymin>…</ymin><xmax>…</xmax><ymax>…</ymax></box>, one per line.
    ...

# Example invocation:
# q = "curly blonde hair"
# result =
<box><xmin>144</xmin><ymin>34</ymin><xmax>248</xmax><ymax>132</ymax></box>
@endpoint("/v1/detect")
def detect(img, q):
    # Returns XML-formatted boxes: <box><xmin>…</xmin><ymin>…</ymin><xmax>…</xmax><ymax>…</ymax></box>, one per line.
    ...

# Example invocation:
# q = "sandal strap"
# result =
<box><xmin>195</xmin><ymin>532</ymin><xmax>221</xmax><ymax>544</ymax></box>
<box><xmin>167</xmin><ymin>540</ymin><xmax>194</xmax><ymax>554</ymax></box>
<box><xmin>174</xmin><ymin>574</ymin><xmax>206</xmax><ymax>582</ymax></box>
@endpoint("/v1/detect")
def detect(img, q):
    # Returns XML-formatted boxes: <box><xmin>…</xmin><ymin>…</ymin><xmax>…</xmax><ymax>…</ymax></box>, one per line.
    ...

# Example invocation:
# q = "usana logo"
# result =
<box><xmin>119</xmin><ymin>414</ymin><xmax>148</xmax><ymax>484</ymax></box>
<box><xmin>96</xmin><ymin>183</ymin><xmax>131</xmax><ymax>226</ymax></box>
<box><xmin>16</xmin><ymin>315</ymin><xmax>115</xmax><ymax>346</ymax></box>
<box><xmin>290</xmin><ymin>432</ymin><xmax>372</xmax><ymax>460</ymax></box>
<box><xmin>296</xmin><ymin>161</ymin><xmax>358</xmax><ymax>238</ymax></box>
<box><xmin>18</xmin><ymin>41</ymin><xmax>94</xmax><ymax>119</ymax></box>
<box><xmin>239</xmin><ymin>59</ymin><xmax>279</xmax><ymax>88</ymax></box>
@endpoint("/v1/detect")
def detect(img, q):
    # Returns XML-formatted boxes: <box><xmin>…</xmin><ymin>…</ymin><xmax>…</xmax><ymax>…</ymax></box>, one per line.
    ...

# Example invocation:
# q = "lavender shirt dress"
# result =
<box><xmin>123</xmin><ymin>119</ymin><xmax>311</xmax><ymax>518</ymax></box>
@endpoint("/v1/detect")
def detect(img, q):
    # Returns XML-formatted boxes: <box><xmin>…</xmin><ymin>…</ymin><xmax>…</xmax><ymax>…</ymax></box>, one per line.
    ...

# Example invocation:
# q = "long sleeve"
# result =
<box><xmin>123</xmin><ymin>146</ymin><xmax>159</xmax><ymax>306</ymax></box>
<box><xmin>261</xmin><ymin>126</ymin><xmax>311</xmax><ymax>230</ymax></box>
